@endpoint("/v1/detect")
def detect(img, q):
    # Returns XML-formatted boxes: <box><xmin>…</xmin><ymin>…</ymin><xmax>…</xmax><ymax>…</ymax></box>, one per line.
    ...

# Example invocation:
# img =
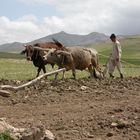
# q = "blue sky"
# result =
<box><xmin>0</xmin><ymin>0</ymin><xmax>60</xmax><ymax>19</ymax></box>
<box><xmin>0</xmin><ymin>0</ymin><xmax>140</xmax><ymax>44</ymax></box>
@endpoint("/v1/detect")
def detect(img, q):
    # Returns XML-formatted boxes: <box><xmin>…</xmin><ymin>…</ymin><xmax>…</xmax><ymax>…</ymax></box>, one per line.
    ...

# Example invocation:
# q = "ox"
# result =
<box><xmin>20</xmin><ymin>40</ymin><xmax>64</xmax><ymax>77</ymax></box>
<box><xmin>43</xmin><ymin>46</ymin><xmax>102</xmax><ymax>79</ymax></box>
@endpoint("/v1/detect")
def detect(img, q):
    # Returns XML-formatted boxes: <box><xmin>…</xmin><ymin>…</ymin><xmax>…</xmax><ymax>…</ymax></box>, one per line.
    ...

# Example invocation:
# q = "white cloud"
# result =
<box><xmin>17</xmin><ymin>15</ymin><xmax>38</xmax><ymax>22</ymax></box>
<box><xmin>0</xmin><ymin>0</ymin><xmax>140</xmax><ymax>44</ymax></box>
<box><xmin>0</xmin><ymin>16</ymin><xmax>41</xmax><ymax>44</ymax></box>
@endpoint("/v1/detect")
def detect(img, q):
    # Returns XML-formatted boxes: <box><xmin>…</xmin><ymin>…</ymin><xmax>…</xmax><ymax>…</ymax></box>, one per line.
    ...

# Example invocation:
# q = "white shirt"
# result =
<box><xmin>111</xmin><ymin>40</ymin><xmax>122</xmax><ymax>59</ymax></box>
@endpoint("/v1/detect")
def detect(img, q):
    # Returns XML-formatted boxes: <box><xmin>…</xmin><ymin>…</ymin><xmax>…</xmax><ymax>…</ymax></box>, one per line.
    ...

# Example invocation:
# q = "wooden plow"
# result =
<box><xmin>0</xmin><ymin>68</ymin><xmax>66</xmax><ymax>96</ymax></box>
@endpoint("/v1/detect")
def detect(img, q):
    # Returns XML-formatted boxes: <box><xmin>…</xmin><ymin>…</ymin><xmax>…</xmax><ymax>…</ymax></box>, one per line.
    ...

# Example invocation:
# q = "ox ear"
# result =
<box><xmin>23</xmin><ymin>44</ymin><xmax>27</xmax><ymax>47</ymax></box>
<box><xmin>20</xmin><ymin>50</ymin><xmax>26</xmax><ymax>55</ymax></box>
<box><xmin>20</xmin><ymin>44</ymin><xmax>27</xmax><ymax>54</ymax></box>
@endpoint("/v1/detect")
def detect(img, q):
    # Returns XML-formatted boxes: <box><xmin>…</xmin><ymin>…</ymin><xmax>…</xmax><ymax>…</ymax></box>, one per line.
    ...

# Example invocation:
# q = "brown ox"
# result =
<box><xmin>20</xmin><ymin>39</ymin><xmax>64</xmax><ymax>77</ymax></box>
<box><xmin>43</xmin><ymin>46</ymin><xmax>102</xmax><ymax>80</ymax></box>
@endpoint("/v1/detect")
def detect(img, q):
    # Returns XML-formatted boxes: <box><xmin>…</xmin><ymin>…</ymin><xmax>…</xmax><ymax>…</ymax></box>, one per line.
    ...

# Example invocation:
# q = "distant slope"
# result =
<box><xmin>0</xmin><ymin>36</ymin><xmax>139</xmax><ymax>66</ymax></box>
<box><xmin>0</xmin><ymin>31</ymin><xmax>140</xmax><ymax>66</ymax></box>
<box><xmin>0</xmin><ymin>31</ymin><xmax>108</xmax><ymax>52</ymax></box>
<box><xmin>0</xmin><ymin>52</ymin><xmax>24</xmax><ymax>59</ymax></box>
<box><xmin>0</xmin><ymin>42</ymin><xmax>23</xmax><ymax>53</ymax></box>
<box><xmin>93</xmin><ymin>36</ymin><xmax>140</xmax><ymax>57</ymax></box>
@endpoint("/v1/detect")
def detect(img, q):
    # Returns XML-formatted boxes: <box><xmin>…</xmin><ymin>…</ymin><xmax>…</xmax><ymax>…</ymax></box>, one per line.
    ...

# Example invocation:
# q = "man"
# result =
<box><xmin>108</xmin><ymin>33</ymin><xmax>123</xmax><ymax>79</ymax></box>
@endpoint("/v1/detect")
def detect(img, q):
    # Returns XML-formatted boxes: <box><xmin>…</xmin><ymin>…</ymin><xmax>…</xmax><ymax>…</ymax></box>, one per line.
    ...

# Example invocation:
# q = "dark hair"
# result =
<box><xmin>110</xmin><ymin>33</ymin><xmax>116</xmax><ymax>39</ymax></box>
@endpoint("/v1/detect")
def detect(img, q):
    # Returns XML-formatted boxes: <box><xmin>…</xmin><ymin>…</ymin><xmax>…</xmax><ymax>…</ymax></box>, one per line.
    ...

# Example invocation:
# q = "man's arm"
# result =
<box><xmin>115</xmin><ymin>44</ymin><xmax>120</xmax><ymax>61</ymax></box>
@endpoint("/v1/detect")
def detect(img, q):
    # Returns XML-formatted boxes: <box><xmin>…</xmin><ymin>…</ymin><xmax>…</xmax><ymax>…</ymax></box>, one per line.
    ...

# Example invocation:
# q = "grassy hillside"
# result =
<box><xmin>0</xmin><ymin>36</ymin><xmax>139</xmax><ymax>65</ymax></box>
<box><xmin>0</xmin><ymin>58</ymin><xmax>139</xmax><ymax>80</ymax></box>
<box><xmin>0</xmin><ymin>52</ymin><xmax>24</xmax><ymax>59</ymax></box>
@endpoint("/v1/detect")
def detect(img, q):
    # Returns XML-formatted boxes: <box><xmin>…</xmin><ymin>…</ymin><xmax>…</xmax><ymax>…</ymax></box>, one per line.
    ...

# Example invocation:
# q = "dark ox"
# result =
<box><xmin>20</xmin><ymin>40</ymin><xmax>64</xmax><ymax>77</ymax></box>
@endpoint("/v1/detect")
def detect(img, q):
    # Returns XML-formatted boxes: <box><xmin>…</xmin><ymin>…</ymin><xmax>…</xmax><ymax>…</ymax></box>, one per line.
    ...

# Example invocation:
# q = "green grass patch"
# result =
<box><xmin>0</xmin><ymin>52</ymin><xmax>24</xmax><ymax>59</ymax></box>
<box><xmin>0</xmin><ymin>59</ymin><xmax>36</xmax><ymax>80</ymax></box>
<box><xmin>0</xmin><ymin>131</ymin><xmax>15</xmax><ymax>140</ymax></box>
<box><xmin>0</xmin><ymin>58</ymin><xmax>139</xmax><ymax>80</ymax></box>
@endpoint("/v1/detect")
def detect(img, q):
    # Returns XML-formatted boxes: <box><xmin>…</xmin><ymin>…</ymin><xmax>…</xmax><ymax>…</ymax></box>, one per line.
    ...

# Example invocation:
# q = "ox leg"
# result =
<box><xmin>62</xmin><ymin>70</ymin><xmax>66</xmax><ymax>80</ymax></box>
<box><xmin>54</xmin><ymin>72</ymin><xmax>58</xmax><ymax>80</ymax></box>
<box><xmin>54</xmin><ymin>67</ymin><xmax>66</xmax><ymax>80</ymax></box>
<box><xmin>72</xmin><ymin>68</ymin><xmax>76</xmax><ymax>79</ymax></box>
<box><xmin>54</xmin><ymin>67</ymin><xmax>60</xmax><ymax>80</ymax></box>
<box><xmin>36</xmin><ymin>67</ymin><xmax>41</xmax><ymax>77</ymax></box>
<box><xmin>88</xmin><ymin>64</ymin><xmax>93</xmax><ymax>78</ymax></box>
<box><xmin>93</xmin><ymin>68</ymin><xmax>98</xmax><ymax>78</ymax></box>
<box><xmin>42</xmin><ymin>66</ymin><xmax>46</xmax><ymax>73</ymax></box>
<box><xmin>42</xmin><ymin>66</ymin><xmax>48</xmax><ymax>79</ymax></box>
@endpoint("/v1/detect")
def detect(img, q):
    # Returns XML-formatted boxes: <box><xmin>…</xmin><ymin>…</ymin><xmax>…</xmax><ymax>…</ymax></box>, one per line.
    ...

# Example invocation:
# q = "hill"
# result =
<box><xmin>0</xmin><ymin>42</ymin><xmax>23</xmax><ymax>53</ymax></box>
<box><xmin>0</xmin><ymin>32</ymin><xmax>139</xmax><ymax>66</ymax></box>
<box><xmin>0</xmin><ymin>31</ymin><xmax>108</xmax><ymax>53</ymax></box>
<box><xmin>31</xmin><ymin>31</ymin><xmax>108</xmax><ymax>46</ymax></box>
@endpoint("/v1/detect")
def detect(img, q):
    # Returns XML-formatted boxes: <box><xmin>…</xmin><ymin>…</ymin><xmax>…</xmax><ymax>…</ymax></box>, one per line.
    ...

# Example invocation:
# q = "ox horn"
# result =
<box><xmin>23</xmin><ymin>44</ymin><xmax>27</xmax><ymax>47</ymax></box>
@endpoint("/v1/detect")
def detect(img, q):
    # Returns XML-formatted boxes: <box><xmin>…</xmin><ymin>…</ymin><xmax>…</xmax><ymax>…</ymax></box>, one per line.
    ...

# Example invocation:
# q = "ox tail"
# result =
<box><xmin>20</xmin><ymin>50</ymin><xmax>26</xmax><ymax>55</ymax></box>
<box><xmin>93</xmin><ymin>68</ymin><xmax>98</xmax><ymax>78</ymax></box>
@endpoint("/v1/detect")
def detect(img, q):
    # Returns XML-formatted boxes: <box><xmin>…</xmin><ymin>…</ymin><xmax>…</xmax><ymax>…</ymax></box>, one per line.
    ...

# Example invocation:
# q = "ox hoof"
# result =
<box><xmin>70</xmin><ymin>77</ymin><xmax>76</xmax><ymax>80</ymax></box>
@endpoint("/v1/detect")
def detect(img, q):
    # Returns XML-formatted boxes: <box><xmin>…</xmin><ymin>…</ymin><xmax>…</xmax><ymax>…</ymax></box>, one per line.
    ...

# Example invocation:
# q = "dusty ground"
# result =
<box><xmin>0</xmin><ymin>77</ymin><xmax>140</xmax><ymax>140</ymax></box>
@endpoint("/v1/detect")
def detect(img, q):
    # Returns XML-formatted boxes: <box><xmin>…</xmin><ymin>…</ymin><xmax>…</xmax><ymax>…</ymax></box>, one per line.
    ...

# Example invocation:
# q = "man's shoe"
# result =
<box><xmin>109</xmin><ymin>73</ymin><xmax>114</xmax><ymax>78</ymax></box>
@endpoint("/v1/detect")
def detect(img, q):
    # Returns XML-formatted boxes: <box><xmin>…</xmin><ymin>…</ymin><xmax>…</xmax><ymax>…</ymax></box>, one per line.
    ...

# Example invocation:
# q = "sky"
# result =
<box><xmin>0</xmin><ymin>0</ymin><xmax>140</xmax><ymax>44</ymax></box>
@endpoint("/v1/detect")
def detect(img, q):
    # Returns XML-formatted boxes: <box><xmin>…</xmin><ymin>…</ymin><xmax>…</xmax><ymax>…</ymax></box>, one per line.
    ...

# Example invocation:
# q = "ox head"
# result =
<box><xmin>20</xmin><ymin>44</ymin><xmax>34</xmax><ymax>61</ymax></box>
<box><xmin>43</xmin><ymin>48</ymin><xmax>72</xmax><ymax>65</ymax></box>
<box><xmin>43</xmin><ymin>48</ymin><xmax>56</xmax><ymax>62</ymax></box>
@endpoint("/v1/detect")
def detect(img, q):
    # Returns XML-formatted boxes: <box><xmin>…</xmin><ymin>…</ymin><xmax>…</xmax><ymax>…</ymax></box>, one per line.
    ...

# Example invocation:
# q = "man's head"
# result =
<box><xmin>110</xmin><ymin>33</ymin><xmax>116</xmax><ymax>42</ymax></box>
